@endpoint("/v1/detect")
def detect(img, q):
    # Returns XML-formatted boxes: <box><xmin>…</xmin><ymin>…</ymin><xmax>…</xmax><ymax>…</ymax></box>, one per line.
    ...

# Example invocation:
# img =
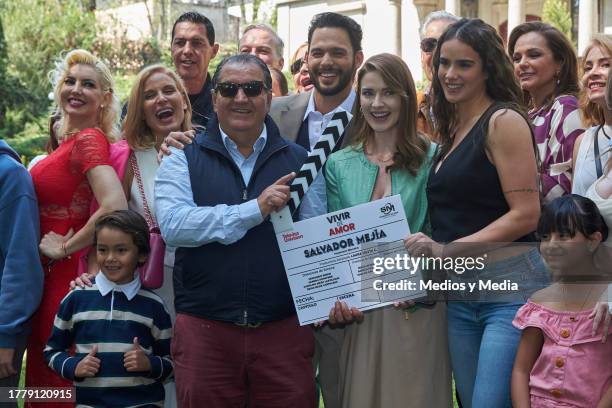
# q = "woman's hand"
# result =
<box><xmin>157</xmin><ymin>130</ymin><xmax>195</xmax><ymax>162</ymax></box>
<box><xmin>590</xmin><ymin>300</ymin><xmax>611</xmax><ymax>343</ymax></box>
<box><xmin>394</xmin><ymin>300</ymin><xmax>416</xmax><ymax>309</ymax></box>
<box><xmin>328</xmin><ymin>301</ymin><xmax>364</xmax><ymax>326</ymax></box>
<box><xmin>404</xmin><ymin>232</ymin><xmax>443</xmax><ymax>258</ymax></box>
<box><xmin>70</xmin><ymin>272</ymin><xmax>96</xmax><ymax>290</ymax></box>
<box><xmin>39</xmin><ymin>229</ymin><xmax>74</xmax><ymax>260</ymax></box>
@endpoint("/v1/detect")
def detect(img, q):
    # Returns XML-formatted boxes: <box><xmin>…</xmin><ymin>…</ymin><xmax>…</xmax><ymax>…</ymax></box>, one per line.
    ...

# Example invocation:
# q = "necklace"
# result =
<box><xmin>364</xmin><ymin>148</ymin><xmax>395</xmax><ymax>164</ymax></box>
<box><xmin>559</xmin><ymin>283</ymin><xmax>594</xmax><ymax>312</ymax></box>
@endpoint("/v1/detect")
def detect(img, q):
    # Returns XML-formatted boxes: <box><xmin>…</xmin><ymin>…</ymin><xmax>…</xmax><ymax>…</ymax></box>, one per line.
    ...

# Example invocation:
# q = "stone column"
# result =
<box><xmin>389</xmin><ymin>0</ymin><xmax>402</xmax><ymax>56</ymax></box>
<box><xmin>507</xmin><ymin>0</ymin><xmax>525</xmax><ymax>40</ymax></box>
<box><xmin>578</xmin><ymin>0</ymin><xmax>595</xmax><ymax>56</ymax></box>
<box><xmin>400</xmin><ymin>0</ymin><xmax>422</xmax><ymax>80</ymax></box>
<box><xmin>277</xmin><ymin>5</ymin><xmax>291</xmax><ymax>65</ymax></box>
<box><xmin>445</xmin><ymin>0</ymin><xmax>460</xmax><ymax>15</ymax></box>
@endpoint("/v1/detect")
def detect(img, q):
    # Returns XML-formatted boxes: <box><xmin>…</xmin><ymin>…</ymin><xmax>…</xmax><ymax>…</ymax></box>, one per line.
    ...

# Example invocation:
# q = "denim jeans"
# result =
<box><xmin>447</xmin><ymin>248</ymin><xmax>549</xmax><ymax>408</ymax></box>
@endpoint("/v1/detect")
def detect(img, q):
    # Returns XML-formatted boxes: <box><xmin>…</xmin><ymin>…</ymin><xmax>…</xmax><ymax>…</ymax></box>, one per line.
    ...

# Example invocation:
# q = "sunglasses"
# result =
<box><xmin>420</xmin><ymin>37</ymin><xmax>438</xmax><ymax>53</ymax></box>
<box><xmin>215</xmin><ymin>81</ymin><xmax>267</xmax><ymax>98</ymax></box>
<box><xmin>291</xmin><ymin>58</ymin><xmax>304</xmax><ymax>75</ymax></box>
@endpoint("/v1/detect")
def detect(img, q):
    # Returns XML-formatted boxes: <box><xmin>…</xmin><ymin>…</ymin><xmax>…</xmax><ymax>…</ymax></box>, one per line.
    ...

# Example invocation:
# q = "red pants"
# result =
<box><xmin>172</xmin><ymin>314</ymin><xmax>315</xmax><ymax>408</ymax></box>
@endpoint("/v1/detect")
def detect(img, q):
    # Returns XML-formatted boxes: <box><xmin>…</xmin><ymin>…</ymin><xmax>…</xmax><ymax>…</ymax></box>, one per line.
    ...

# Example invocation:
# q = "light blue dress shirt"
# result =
<box><xmin>155</xmin><ymin>124</ymin><xmax>325</xmax><ymax>247</ymax></box>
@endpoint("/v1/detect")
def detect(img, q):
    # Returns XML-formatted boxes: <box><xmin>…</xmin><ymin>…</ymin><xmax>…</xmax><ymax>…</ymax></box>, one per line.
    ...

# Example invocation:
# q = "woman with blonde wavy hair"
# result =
<box><xmin>72</xmin><ymin>64</ymin><xmax>192</xmax><ymax>408</ymax></box>
<box><xmin>26</xmin><ymin>49</ymin><xmax>127</xmax><ymax>401</ymax></box>
<box><xmin>572</xmin><ymin>34</ymin><xmax>612</xmax><ymax>196</ymax></box>
<box><xmin>123</xmin><ymin>64</ymin><xmax>192</xmax><ymax>320</ymax></box>
<box><xmin>75</xmin><ymin>64</ymin><xmax>192</xmax><ymax>316</ymax></box>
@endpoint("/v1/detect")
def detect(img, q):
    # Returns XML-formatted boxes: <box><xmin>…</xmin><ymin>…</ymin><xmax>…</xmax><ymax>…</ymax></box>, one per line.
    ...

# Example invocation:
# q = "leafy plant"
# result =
<box><xmin>542</xmin><ymin>0</ymin><xmax>572</xmax><ymax>40</ymax></box>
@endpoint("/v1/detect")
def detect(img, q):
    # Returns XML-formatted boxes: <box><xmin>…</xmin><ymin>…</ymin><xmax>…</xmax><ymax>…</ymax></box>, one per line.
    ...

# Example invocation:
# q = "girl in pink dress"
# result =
<box><xmin>511</xmin><ymin>194</ymin><xmax>612</xmax><ymax>408</ymax></box>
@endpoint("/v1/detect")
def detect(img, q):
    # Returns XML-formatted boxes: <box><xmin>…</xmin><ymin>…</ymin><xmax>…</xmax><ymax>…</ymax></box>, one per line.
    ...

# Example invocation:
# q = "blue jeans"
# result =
<box><xmin>447</xmin><ymin>248</ymin><xmax>548</xmax><ymax>408</ymax></box>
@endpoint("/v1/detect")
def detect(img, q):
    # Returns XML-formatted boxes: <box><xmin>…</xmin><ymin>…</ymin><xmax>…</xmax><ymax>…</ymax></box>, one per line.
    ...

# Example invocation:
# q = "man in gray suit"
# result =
<box><xmin>269</xmin><ymin>12</ymin><xmax>364</xmax><ymax>408</ymax></box>
<box><xmin>269</xmin><ymin>12</ymin><xmax>363</xmax><ymax>151</ymax></box>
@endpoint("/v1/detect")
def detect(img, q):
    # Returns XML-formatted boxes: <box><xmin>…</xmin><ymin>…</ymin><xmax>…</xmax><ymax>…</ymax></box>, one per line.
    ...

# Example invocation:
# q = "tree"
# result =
<box><xmin>143</xmin><ymin>0</ymin><xmax>169</xmax><ymax>42</ymax></box>
<box><xmin>1</xmin><ymin>0</ymin><xmax>98</xmax><ymax>117</ymax></box>
<box><xmin>542</xmin><ymin>0</ymin><xmax>572</xmax><ymax>40</ymax></box>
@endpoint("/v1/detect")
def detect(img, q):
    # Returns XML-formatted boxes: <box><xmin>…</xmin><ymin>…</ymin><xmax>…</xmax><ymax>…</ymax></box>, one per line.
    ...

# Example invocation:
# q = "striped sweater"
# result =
<box><xmin>44</xmin><ymin>282</ymin><xmax>173</xmax><ymax>408</ymax></box>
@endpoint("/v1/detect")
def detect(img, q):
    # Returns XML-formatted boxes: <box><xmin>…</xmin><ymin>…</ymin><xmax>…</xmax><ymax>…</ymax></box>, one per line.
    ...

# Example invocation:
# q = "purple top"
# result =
<box><xmin>529</xmin><ymin>95</ymin><xmax>584</xmax><ymax>203</ymax></box>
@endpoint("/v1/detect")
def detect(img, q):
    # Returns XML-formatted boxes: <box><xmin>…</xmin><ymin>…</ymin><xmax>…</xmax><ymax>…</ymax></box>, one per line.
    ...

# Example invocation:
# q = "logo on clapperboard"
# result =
<box><xmin>379</xmin><ymin>202</ymin><xmax>397</xmax><ymax>218</ymax></box>
<box><xmin>282</xmin><ymin>231</ymin><xmax>304</xmax><ymax>242</ymax></box>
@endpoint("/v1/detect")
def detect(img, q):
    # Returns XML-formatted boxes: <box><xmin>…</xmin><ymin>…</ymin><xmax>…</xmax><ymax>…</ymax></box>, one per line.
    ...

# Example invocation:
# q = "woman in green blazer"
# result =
<box><xmin>322</xmin><ymin>53</ymin><xmax>452</xmax><ymax>408</ymax></box>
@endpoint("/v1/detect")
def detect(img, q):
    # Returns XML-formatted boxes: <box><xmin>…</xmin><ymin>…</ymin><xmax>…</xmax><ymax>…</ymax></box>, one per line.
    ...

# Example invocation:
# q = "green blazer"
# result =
<box><xmin>325</xmin><ymin>143</ymin><xmax>436</xmax><ymax>235</ymax></box>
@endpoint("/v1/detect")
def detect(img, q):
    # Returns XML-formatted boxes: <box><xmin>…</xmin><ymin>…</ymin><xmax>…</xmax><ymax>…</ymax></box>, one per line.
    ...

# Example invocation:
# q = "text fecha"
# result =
<box><xmin>304</xmin><ymin>228</ymin><xmax>387</xmax><ymax>258</ymax></box>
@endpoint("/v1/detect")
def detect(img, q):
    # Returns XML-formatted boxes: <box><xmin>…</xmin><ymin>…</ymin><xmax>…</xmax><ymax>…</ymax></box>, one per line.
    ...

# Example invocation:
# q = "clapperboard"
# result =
<box><xmin>271</xmin><ymin>110</ymin><xmax>352</xmax><ymax>233</ymax></box>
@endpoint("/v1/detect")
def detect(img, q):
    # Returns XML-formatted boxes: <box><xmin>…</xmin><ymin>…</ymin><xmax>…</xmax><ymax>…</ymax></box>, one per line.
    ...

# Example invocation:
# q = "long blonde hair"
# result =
<box><xmin>580</xmin><ymin>35</ymin><xmax>612</xmax><ymax>127</ymax></box>
<box><xmin>50</xmin><ymin>49</ymin><xmax>119</xmax><ymax>141</ymax></box>
<box><xmin>122</xmin><ymin>64</ymin><xmax>192</xmax><ymax>150</ymax></box>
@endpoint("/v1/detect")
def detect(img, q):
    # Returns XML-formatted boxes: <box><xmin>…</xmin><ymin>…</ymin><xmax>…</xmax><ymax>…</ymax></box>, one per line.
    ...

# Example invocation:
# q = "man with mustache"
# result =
<box><xmin>155</xmin><ymin>54</ymin><xmax>318</xmax><ymax>407</ymax></box>
<box><xmin>270</xmin><ymin>12</ymin><xmax>362</xmax><ymax>151</ymax></box>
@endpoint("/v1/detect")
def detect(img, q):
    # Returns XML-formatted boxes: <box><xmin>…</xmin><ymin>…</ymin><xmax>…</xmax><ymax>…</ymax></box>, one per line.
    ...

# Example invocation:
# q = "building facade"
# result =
<box><xmin>276</xmin><ymin>0</ymin><xmax>612</xmax><ymax>81</ymax></box>
<box><xmin>97</xmin><ymin>0</ymin><xmax>240</xmax><ymax>44</ymax></box>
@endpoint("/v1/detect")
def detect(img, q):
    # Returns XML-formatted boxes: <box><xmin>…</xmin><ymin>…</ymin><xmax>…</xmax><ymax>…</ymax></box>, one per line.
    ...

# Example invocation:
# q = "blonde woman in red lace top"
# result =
<box><xmin>26</xmin><ymin>49</ymin><xmax>126</xmax><ymax>403</ymax></box>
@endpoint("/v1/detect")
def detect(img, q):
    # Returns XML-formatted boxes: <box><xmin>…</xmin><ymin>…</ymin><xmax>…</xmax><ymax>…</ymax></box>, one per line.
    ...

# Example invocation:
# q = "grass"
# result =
<box><xmin>17</xmin><ymin>353</ymin><xmax>459</xmax><ymax>408</ymax></box>
<box><xmin>18</xmin><ymin>353</ymin><xmax>25</xmax><ymax>408</ymax></box>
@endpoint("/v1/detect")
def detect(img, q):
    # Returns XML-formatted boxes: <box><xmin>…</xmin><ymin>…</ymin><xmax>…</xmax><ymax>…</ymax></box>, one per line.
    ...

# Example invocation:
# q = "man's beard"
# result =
<box><xmin>311</xmin><ymin>62</ymin><xmax>356</xmax><ymax>97</ymax></box>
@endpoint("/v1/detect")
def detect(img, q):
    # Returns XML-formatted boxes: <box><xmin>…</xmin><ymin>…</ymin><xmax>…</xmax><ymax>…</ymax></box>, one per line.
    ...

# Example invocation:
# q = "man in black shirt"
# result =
<box><xmin>121</xmin><ymin>12</ymin><xmax>219</xmax><ymax>127</ymax></box>
<box><xmin>171</xmin><ymin>12</ymin><xmax>219</xmax><ymax>127</ymax></box>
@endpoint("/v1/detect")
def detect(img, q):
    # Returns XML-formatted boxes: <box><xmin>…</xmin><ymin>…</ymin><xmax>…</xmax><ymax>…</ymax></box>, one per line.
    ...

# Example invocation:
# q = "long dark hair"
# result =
<box><xmin>352</xmin><ymin>53</ymin><xmax>429</xmax><ymax>175</ymax></box>
<box><xmin>508</xmin><ymin>21</ymin><xmax>579</xmax><ymax>110</ymax></box>
<box><xmin>46</xmin><ymin>112</ymin><xmax>61</xmax><ymax>153</ymax></box>
<box><xmin>432</xmin><ymin>19</ymin><xmax>525</xmax><ymax>158</ymax></box>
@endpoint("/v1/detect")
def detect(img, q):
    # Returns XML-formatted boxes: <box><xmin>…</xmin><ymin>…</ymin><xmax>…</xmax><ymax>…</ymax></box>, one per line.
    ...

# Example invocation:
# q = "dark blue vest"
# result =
<box><xmin>174</xmin><ymin>114</ymin><xmax>307</xmax><ymax>324</ymax></box>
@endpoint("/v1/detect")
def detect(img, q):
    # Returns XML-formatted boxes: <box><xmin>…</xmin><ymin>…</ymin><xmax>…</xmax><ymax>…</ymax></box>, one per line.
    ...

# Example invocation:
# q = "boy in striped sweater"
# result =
<box><xmin>44</xmin><ymin>210</ymin><xmax>172</xmax><ymax>407</ymax></box>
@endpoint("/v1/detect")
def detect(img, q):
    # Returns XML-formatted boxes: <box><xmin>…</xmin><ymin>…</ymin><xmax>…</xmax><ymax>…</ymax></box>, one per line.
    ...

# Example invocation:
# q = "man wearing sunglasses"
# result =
<box><xmin>155</xmin><ymin>54</ymin><xmax>320</xmax><ymax>407</ymax></box>
<box><xmin>417</xmin><ymin>11</ymin><xmax>458</xmax><ymax>138</ymax></box>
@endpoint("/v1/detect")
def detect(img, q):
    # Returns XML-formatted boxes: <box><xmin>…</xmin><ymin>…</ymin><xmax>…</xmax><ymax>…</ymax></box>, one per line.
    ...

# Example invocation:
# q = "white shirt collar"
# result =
<box><xmin>96</xmin><ymin>271</ymin><xmax>141</xmax><ymax>301</ymax></box>
<box><xmin>303</xmin><ymin>89</ymin><xmax>356</xmax><ymax>121</ymax></box>
<box><xmin>220</xmin><ymin>124</ymin><xmax>268</xmax><ymax>156</ymax></box>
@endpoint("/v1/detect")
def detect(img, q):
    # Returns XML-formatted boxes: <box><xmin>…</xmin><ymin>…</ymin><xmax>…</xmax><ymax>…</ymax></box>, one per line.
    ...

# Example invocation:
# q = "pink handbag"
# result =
<box><xmin>131</xmin><ymin>153</ymin><xmax>165</xmax><ymax>289</ymax></box>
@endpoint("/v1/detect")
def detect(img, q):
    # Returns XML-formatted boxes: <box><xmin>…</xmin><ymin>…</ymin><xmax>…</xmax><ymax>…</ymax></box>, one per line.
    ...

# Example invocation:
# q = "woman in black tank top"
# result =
<box><xmin>404</xmin><ymin>19</ymin><xmax>549</xmax><ymax>408</ymax></box>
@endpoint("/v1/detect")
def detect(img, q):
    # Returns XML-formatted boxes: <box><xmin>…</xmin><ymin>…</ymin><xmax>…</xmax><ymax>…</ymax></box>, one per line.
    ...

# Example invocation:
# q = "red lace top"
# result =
<box><xmin>30</xmin><ymin>128</ymin><xmax>111</xmax><ymax>238</ymax></box>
